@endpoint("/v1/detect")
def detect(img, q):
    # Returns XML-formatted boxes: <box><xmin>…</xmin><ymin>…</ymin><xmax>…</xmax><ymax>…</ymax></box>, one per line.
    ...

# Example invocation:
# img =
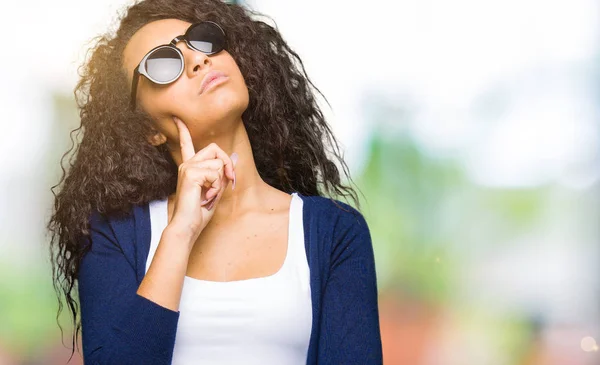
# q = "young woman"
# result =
<box><xmin>47</xmin><ymin>0</ymin><xmax>382</xmax><ymax>364</ymax></box>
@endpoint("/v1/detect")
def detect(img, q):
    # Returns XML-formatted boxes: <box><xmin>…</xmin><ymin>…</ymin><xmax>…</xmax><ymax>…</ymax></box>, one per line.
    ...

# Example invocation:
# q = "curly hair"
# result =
<box><xmin>47</xmin><ymin>0</ymin><xmax>361</xmax><ymax>360</ymax></box>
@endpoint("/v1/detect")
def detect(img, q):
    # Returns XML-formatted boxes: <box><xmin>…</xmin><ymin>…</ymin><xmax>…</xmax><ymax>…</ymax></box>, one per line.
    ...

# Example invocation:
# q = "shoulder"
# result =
<box><xmin>88</xmin><ymin>205</ymin><xmax>140</xmax><ymax>239</ymax></box>
<box><xmin>299</xmin><ymin>193</ymin><xmax>368</xmax><ymax>231</ymax></box>
<box><xmin>85</xmin><ymin>203</ymin><xmax>148</xmax><ymax>255</ymax></box>
<box><xmin>297</xmin><ymin>193</ymin><xmax>371</xmax><ymax>256</ymax></box>
<box><xmin>82</xmin><ymin>203</ymin><xmax>151</xmax><ymax>280</ymax></box>
<box><xmin>298</xmin><ymin>194</ymin><xmax>375</xmax><ymax>282</ymax></box>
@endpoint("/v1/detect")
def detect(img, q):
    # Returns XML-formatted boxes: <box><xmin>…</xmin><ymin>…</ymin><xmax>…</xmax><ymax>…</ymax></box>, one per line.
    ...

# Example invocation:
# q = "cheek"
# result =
<box><xmin>138</xmin><ymin>84</ymin><xmax>178</xmax><ymax>116</ymax></box>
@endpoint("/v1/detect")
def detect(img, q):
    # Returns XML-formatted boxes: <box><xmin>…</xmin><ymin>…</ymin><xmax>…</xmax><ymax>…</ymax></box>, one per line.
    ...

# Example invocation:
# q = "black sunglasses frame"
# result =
<box><xmin>130</xmin><ymin>21</ymin><xmax>227</xmax><ymax>110</ymax></box>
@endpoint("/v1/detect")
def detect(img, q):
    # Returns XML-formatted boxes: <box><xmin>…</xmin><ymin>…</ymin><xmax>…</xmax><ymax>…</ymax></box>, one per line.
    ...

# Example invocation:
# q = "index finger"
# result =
<box><xmin>174</xmin><ymin>117</ymin><xmax>195</xmax><ymax>162</ymax></box>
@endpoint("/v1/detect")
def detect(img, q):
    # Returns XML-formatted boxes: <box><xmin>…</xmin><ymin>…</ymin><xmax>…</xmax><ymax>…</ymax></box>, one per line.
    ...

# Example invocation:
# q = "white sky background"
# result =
<box><xmin>248</xmin><ymin>0</ymin><xmax>600</xmax><ymax>188</ymax></box>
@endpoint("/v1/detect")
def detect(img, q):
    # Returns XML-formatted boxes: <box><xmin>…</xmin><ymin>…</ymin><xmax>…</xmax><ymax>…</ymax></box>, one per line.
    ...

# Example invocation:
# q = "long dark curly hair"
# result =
<box><xmin>47</xmin><ymin>0</ymin><xmax>361</xmax><ymax>359</ymax></box>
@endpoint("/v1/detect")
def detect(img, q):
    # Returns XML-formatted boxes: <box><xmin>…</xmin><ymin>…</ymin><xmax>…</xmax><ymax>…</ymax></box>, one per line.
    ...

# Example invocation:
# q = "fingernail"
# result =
<box><xmin>230</xmin><ymin>152</ymin><xmax>238</xmax><ymax>191</ymax></box>
<box><xmin>201</xmin><ymin>196</ymin><xmax>215</xmax><ymax>206</ymax></box>
<box><xmin>207</xmin><ymin>198</ymin><xmax>216</xmax><ymax>211</ymax></box>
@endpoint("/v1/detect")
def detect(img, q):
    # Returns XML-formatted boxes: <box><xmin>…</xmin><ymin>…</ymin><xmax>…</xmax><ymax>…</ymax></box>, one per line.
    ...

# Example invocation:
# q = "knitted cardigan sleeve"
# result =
<box><xmin>77</xmin><ymin>211</ymin><xmax>180</xmax><ymax>365</ymax></box>
<box><xmin>317</xmin><ymin>204</ymin><xmax>383</xmax><ymax>364</ymax></box>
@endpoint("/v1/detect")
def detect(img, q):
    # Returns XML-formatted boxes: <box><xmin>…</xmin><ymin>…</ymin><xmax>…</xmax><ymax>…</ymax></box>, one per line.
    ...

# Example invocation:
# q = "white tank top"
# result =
<box><xmin>146</xmin><ymin>192</ymin><xmax>312</xmax><ymax>365</ymax></box>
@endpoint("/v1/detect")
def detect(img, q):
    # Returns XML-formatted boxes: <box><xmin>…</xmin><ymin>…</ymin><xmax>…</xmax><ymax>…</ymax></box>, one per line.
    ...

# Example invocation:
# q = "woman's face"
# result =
<box><xmin>123</xmin><ymin>18</ymin><xmax>249</xmax><ymax>146</ymax></box>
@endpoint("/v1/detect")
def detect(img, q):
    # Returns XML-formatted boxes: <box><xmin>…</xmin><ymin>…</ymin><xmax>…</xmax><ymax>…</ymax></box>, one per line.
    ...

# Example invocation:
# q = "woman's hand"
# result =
<box><xmin>168</xmin><ymin>116</ymin><xmax>238</xmax><ymax>245</ymax></box>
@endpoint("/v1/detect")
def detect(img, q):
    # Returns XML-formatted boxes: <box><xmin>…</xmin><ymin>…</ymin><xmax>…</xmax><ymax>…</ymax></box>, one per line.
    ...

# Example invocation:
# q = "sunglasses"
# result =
<box><xmin>130</xmin><ymin>21</ymin><xmax>227</xmax><ymax>110</ymax></box>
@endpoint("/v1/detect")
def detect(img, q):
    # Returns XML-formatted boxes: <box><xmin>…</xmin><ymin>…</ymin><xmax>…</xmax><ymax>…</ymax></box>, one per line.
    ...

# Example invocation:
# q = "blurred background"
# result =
<box><xmin>0</xmin><ymin>0</ymin><xmax>599</xmax><ymax>364</ymax></box>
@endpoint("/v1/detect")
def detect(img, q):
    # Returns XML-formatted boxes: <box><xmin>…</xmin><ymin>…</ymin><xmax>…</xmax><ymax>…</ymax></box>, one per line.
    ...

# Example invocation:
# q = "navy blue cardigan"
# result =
<box><xmin>77</xmin><ymin>192</ymin><xmax>383</xmax><ymax>364</ymax></box>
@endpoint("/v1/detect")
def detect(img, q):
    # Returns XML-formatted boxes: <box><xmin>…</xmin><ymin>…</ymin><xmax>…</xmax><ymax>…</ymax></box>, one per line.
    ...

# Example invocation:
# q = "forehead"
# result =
<box><xmin>123</xmin><ymin>18</ymin><xmax>192</xmax><ymax>80</ymax></box>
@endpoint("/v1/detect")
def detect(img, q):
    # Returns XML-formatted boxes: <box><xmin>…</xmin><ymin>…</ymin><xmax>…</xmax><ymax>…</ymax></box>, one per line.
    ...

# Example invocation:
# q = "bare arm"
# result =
<box><xmin>137</xmin><ymin>226</ymin><xmax>194</xmax><ymax>311</ymax></box>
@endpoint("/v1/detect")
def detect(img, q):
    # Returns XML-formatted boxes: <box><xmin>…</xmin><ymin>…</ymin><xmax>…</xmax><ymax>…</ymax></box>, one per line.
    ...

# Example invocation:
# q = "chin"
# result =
<box><xmin>198</xmin><ymin>89</ymin><xmax>248</xmax><ymax>120</ymax></box>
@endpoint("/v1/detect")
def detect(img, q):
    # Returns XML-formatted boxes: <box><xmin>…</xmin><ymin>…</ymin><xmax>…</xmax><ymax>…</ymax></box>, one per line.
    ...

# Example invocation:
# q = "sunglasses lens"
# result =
<box><xmin>187</xmin><ymin>22</ymin><xmax>225</xmax><ymax>54</ymax></box>
<box><xmin>145</xmin><ymin>47</ymin><xmax>182</xmax><ymax>83</ymax></box>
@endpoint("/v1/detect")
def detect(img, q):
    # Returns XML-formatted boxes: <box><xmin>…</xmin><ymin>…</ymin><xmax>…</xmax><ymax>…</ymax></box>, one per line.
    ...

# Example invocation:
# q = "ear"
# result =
<box><xmin>147</xmin><ymin>130</ymin><xmax>167</xmax><ymax>146</ymax></box>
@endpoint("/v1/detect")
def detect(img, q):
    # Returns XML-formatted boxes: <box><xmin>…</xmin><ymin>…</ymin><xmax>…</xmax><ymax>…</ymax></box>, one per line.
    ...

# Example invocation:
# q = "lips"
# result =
<box><xmin>199</xmin><ymin>70</ymin><xmax>228</xmax><ymax>95</ymax></box>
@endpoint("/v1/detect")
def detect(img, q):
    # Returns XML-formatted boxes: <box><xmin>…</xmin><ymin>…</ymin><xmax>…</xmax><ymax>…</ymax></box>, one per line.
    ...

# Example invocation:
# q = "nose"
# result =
<box><xmin>181</xmin><ymin>45</ymin><xmax>211</xmax><ymax>79</ymax></box>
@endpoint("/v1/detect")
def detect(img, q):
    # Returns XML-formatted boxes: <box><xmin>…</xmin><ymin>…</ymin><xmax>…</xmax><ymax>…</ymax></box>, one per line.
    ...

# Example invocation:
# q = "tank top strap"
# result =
<box><xmin>284</xmin><ymin>193</ymin><xmax>309</xmax><ymax>291</ymax></box>
<box><xmin>283</xmin><ymin>193</ymin><xmax>300</xmax><ymax>263</ymax></box>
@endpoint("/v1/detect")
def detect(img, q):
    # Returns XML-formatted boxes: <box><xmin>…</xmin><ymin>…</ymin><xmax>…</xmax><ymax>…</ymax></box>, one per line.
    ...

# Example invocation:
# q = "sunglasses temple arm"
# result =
<box><xmin>130</xmin><ymin>69</ymin><xmax>140</xmax><ymax>110</ymax></box>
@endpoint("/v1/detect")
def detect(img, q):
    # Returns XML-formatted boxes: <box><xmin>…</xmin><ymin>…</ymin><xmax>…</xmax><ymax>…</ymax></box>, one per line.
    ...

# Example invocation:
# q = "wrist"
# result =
<box><xmin>163</xmin><ymin>224</ymin><xmax>199</xmax><ymax>251</ymax></box>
